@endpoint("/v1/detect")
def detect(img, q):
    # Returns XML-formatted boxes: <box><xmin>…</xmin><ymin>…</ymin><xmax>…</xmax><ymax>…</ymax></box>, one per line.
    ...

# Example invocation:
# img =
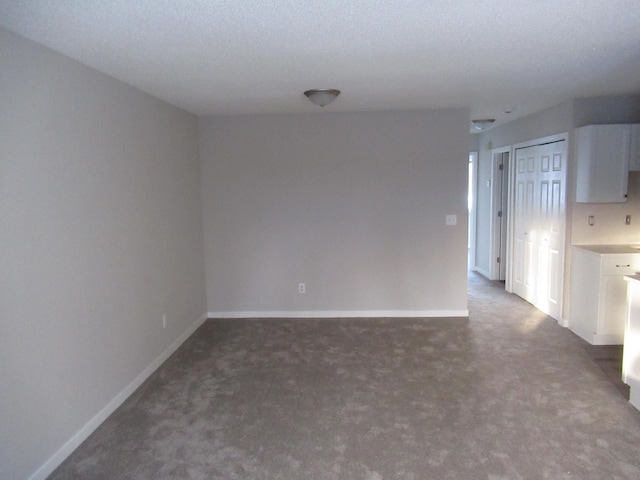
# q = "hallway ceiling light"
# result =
<box><xmin>304</xmin><ymin>89</ymin><xmax>341</xmax><ymax>107</ymax></box>
<box><xmin>471</xmin><ymin>119</ymin><xmax>495</xmax><ymax>131</ymax></box>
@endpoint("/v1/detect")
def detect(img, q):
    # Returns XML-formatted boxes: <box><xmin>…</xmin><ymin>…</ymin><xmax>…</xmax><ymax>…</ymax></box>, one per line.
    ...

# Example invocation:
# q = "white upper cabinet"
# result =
<box><xmin>574</xmin><ymin>124</ymin><xmax>637</xmax><ymax>203</ymax></box>
<box><xmin>630</xmin><ymin>124</ymin><xmax>640</xmax><ymax>172</ymax></box>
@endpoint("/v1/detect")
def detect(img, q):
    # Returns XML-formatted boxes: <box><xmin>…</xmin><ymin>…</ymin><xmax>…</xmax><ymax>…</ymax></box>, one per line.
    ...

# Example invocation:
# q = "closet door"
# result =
<box><xmin>512</xmin><ymin>139</ymin><xmax>566</xmax><ymax>320</ymax></box>
<box><xmin>536</xmin><ymin>141</ymin><xmax>566</xmax><ymax>319</ymax></box>
<box><xmin>513</xmin><ymin>145</ymin><xmax>538</xmax><ymax>304</ymax></box>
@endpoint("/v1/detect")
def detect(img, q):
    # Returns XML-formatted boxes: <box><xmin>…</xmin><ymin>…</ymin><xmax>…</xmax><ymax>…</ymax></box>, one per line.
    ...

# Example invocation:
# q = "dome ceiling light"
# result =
<box><xmin>471</xmin><ymin>119</ymin><xmax>496</xmax><ymax>131</ymax></box>
<box><xmin>304</xmin><ymin>89</ymin><xmax>341</xmax><ymax>107</ymax></box>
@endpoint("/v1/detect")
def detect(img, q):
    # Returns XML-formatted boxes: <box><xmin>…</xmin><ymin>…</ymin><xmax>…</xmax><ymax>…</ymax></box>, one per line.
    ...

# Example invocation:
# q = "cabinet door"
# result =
<box><xmin>569</xmin><ymin>249</ymin><xmax>600</xmax><ymax>342</ymax></box>
<box><xmin>600</xmin><ymin>275</ymin><xmax>628</xmax><ymax>341</ymax></box>
<box><xmin>575</xmin><ymin>124</ymin><xmax>630</xmax><ymax>203</ymax></box>
<box><xmin>623</xmin><ymin>280</ymin><xmax>640</xmax><ymax>384</ymax></box>
<box><xmin>630</xmin><ymin>124</ymin><xmax>640</xmax><ymax>172</ymax></box>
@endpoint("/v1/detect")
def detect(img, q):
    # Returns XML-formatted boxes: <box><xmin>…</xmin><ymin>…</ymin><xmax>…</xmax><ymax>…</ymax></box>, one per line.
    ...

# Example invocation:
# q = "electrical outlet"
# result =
<box><xmin>446</xmin><ymin>214</ymin><xmax>457</xmax><ymax>226</ymax></box>
<box><xmin>298</xmin><ymin>283</ymin><xmax>306</xmax><ymax>294</ymax></box>
<box><xmin>162</xmin><ymin>314</ymin><xmax>167</xmax><ymax>328</ymax></box>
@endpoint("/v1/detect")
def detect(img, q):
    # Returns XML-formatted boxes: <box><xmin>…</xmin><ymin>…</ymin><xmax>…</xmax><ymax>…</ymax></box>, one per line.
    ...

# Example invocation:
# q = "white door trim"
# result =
<box><xmin>468</xmin><ymin>151</ymin><xmax>479</xmax><ymax>271</ymax></box>
<box><xmin>490</xmin><ymin>146</ymin><xmax>510</xmax><ymax>280</ymax></box>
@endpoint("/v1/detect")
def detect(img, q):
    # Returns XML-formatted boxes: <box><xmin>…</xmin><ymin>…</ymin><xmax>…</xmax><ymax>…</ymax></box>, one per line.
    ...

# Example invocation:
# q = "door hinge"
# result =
<box><xmin>497</xmin><ymin>257</ymin><xmax>501</xmax><ymax>263</ymax></box>
<box><xmin>497</xmin><ymin>210</ymin><xmax>502</xmax><ymax>217</ymax></box>
<box><xmin>499</xmin><ymin>163</ymin><xmax>504</xmax><ymax>171</ymax></box>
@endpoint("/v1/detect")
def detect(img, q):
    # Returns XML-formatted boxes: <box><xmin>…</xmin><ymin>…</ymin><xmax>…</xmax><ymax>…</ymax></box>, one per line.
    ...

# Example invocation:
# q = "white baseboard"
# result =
<box><xmin>568</xmin><ymin>325</ymin><xmax>623</xmax><ymax>346</ymax></box>
<box><xmin>591</xmin><ymin>333</ymin><xmax>624</xmax><ymax>345</ymax></box>
<box><xmin>208</xmin><ymin>310</ymin><xmax>469</xmax><ymax>319</ymax></box>
<box><xmin>29</xmin><ymin>313</ymin><xmax>208</xmax><ymax>480</ymax></box>
<box><xmin>29</xmin><ymin>308</ymin><xmax>468</xmax><ymax>479</ymax></box>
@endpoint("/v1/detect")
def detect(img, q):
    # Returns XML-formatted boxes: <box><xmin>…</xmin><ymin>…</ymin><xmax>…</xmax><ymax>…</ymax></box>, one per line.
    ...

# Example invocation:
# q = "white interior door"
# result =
<box><xmin>487</xmin><ymin>149</ymin><xmax>510</xmax><ymax>281</ymax></box>
<box><xmin>496</xmin><ymin>152</ymin><xmax>509</xmax><ymax>281</ymax></box>
<box><xmin>513</xmin><ymin>146</ymin><xmax>538</xmax><ymax>304</ymax></box>
<box><xmin>535</xmin><ymin>141</ymin><xmax>566</xmax><ymax>319</ymax></box>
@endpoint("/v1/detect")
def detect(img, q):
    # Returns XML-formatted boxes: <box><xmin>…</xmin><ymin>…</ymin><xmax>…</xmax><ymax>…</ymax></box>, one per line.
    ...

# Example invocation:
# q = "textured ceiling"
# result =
<box><xmin>1</xmin><ymin>1</ymin><xmax>640</xmax><ymax>129</ymax></box>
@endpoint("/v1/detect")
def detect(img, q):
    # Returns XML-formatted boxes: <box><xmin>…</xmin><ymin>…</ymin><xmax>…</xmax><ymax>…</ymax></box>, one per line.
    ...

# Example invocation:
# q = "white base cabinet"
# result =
<box><xmin>569</xmin><ymin>246</ymin><xmax>640</xmax><ymax>345</ymax></box>
<box><xmin>623</xmin><ymin>275</ymin><xmax>640</xmax><ymax>410</ymax></box>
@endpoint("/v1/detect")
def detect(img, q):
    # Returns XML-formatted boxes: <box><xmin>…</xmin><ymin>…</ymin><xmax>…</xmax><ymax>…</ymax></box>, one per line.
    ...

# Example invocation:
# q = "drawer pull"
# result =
<box><xmin>616</xmin><ymin>264</ymin><xmax>631</xmax><ymax>268</ymax></box>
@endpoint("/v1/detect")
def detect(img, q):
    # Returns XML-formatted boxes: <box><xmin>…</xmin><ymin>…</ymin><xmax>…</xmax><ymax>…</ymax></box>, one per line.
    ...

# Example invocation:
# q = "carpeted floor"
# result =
<box><xmin>581</xmin><ymin>343</ymin><xmax>629</xmax><ymax>400</ymax></box>
<box><xmin>49</xmin><ymin>273</ymin><xmax>640</xmax><ymax>479</ymax></box>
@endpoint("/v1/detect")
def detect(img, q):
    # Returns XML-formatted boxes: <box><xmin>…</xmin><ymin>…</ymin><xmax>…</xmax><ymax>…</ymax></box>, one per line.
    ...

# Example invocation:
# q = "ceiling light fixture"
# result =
<box><xmin>471</xmin><ymin>119</ymin><xmax>496</xmax><ymax>131</ymax></box>
<box><xmin>304</xmin><ymin>89</ymin><xmax>341</xmax><ymax>107</ymax></box>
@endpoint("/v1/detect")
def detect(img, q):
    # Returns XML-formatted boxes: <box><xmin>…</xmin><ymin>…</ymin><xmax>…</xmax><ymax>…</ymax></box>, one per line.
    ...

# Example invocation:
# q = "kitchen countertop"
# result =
<box><xmin>572</xmin><ymin>244</ymin><xmax>640</xmax><ymax>255</ymax></box>
<box><xmin>625</xmin><ymin>274</ymin><xmax>640</xmax><ymax>283</ymax></box>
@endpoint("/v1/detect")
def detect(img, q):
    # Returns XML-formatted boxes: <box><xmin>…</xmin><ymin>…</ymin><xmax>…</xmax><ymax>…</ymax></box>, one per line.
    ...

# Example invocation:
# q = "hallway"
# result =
<box><xmin>468</xmin><ymin>270</ymin><xmax>629</xmax><ymax>400</ymax></box>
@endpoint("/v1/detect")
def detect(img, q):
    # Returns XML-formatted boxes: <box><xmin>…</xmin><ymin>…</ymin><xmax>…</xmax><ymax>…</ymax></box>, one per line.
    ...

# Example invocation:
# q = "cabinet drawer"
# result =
<box><xmin>601</xmin><ymin>254</ymin><xmax>640</xmax><ymax>275</ymax></box>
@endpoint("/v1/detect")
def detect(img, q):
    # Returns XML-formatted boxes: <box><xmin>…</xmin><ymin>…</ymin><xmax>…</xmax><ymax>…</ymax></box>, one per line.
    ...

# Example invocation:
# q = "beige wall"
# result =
<box><xmin>0</xmin><ymin>28</ymin><xmax>207</xmax><ymax>480</ymax></box>
<box><xmin>199</xmin><ymin>110</ymin><xmax>470</xmax><ymax>315</ymax></box>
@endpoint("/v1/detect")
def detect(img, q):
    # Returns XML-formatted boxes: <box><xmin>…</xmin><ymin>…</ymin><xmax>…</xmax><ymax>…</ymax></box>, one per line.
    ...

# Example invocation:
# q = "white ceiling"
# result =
<box><xmin>2</xmin><ymin>1</ymin><xmax>640</xmax><ymax>129</ymax></box>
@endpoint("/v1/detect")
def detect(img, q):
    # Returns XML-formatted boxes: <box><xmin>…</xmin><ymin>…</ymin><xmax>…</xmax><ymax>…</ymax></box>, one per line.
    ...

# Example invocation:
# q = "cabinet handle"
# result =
<box><xmin>616</xmin><ymin>264</ymin><xmax>631</xmax><ymax>268</ymax></box>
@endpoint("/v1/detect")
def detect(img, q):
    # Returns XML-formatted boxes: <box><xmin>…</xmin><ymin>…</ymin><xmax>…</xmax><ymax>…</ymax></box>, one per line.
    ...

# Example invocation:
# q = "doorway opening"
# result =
<box><xmin>491</xmin><ymin>148</ymin><xmax>510</xmax><ymax>281</ymax></box>
<box><xmin>468</xmin><ymin>151</ymin><xmax>478</xmax><ymax>271</ymax></box>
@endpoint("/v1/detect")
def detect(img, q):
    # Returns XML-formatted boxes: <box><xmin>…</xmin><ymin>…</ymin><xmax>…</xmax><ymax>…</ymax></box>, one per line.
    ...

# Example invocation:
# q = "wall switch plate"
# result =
<box><xmin>162</xmin><ymin>314</ymin><xmax>167</xmax><ymax>328</ymax></box>
<box><xmin>298</xmin><ymin>283</ymin><xmax>306</xmax><ymax>294</ymax></box>
<box><xmin>446</xmin><ymin>214</ymin><xmax>457</xmax><ymax>226</ymax></box>
<box><xmin>626</xmin><ymin>214</ymin><xmax>631</xmax><ymax>225</ymax></box>
<box><xmin>588</xmin><ymin>215</ymin><xmax>595</xmax><ymax>226</ymax></box>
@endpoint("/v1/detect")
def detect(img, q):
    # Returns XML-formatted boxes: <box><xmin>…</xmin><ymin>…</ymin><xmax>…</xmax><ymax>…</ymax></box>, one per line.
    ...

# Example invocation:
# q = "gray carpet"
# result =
<box><xmin>581</xmin><ymin>343</ymin><xmax>629</xmax><ymax>400</ymax></box>
<box><xmin>49</xmin><ymin>273</ymin><xmax>640</xmax><ymax>479</ymax></box>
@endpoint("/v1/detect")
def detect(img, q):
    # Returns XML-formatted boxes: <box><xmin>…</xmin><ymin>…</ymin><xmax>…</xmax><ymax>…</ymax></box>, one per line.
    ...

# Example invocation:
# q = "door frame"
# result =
<box><xmin>490</xmin><ymin>146</ymin><xmax>510</xmax><ymax>280</ymax></box>
<box><xmin>506</xmin><ymin>132</ymin><xmax>568</xmax><ymax>299</ymax></box>
<box><xmin>468</xmin><ymin>151</ymin><xmax>479</xmax><ymax>272</ymax></box>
